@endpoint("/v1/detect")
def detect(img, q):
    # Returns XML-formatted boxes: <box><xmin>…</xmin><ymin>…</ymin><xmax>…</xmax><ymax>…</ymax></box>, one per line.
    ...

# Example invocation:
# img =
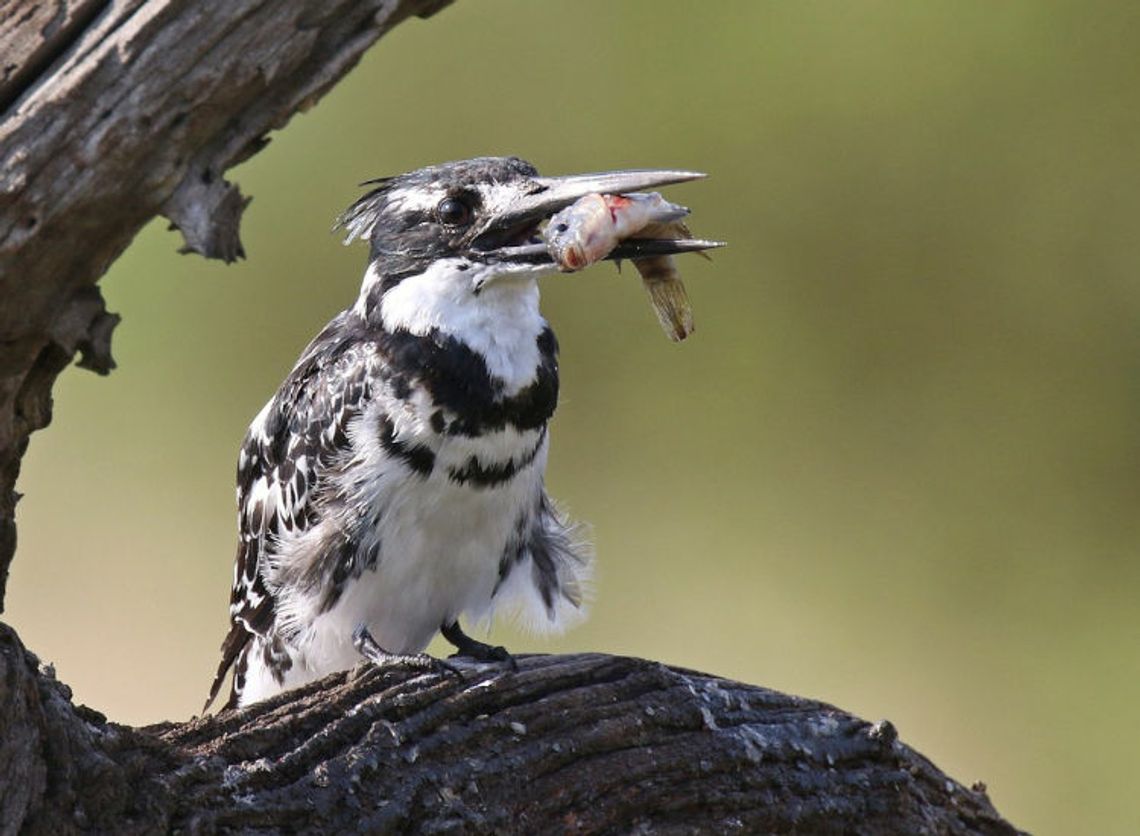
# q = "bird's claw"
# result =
<box><xmin>352</xmin><ymin>624</ymin><xmax>462</xmax><ymax>680</ymax></box>
<box><xmin>440</xmin><ymin>621</ymin><xmax>518</xmax><ymax>671</ymax></box>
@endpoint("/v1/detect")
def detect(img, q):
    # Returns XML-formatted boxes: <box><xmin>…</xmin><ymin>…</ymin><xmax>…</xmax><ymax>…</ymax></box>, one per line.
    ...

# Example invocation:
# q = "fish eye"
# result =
<box><xmin>436</xmin><ymin>196</ymin><xmax>473</xmax><ymax>227</ymax></box>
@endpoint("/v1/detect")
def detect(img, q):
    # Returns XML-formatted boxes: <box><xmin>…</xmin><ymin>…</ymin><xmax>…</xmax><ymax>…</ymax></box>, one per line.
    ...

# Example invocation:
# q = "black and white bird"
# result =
<box><xmin>205</xmin><ymin>156</ymin><xmax>708</xmax><ymax>710</ymax></box>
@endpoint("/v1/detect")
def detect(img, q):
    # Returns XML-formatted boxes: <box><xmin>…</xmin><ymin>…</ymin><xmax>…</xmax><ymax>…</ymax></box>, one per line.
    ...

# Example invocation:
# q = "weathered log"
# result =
<box><xmin>0</xmin><ymin>624</ymin><xmax>1021</xmax><ymax>834</ymax></box>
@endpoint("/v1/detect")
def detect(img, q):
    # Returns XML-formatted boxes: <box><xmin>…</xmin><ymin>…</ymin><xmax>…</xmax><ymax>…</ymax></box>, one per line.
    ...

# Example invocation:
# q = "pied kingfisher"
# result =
<box><xmin>205</xmin><ymin>157</ymin><xmax>706</xmax><ymax>709</ymax></box>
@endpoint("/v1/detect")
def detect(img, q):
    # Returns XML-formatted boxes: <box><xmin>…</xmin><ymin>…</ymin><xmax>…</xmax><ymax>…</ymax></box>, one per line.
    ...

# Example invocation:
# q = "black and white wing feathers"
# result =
<box><xmin>204</xmin><ymin>314</ymin><xmax>374</xmax><ymax>710</ymax></box>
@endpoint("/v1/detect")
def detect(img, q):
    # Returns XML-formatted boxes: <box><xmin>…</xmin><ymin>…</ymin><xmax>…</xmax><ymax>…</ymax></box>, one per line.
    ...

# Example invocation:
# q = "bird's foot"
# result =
<box><xmin>441</xmin><ymin>621</ymin><xmax>518</xmax><ymax>671</ymax></box>
<box><xmin>352</xmin><ymin>624</ymin><xmax>461</xmax><ymax>679</ymax></box>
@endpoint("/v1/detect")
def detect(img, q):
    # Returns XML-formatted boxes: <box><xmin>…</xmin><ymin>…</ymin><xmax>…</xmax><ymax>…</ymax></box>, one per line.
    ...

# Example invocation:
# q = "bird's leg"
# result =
<box><xmin>352</xmin><ymin>624</ymin><xmax>460</xmax><ymax>678</ymax></box>
<box><xmin>441</xmin><ymin>620</ymin><xmax>518</xmax><ymax>670</ymax></box>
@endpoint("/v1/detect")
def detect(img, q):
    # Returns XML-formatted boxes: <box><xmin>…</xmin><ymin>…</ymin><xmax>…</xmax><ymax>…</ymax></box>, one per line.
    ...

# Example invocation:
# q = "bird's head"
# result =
<box><xmin>338</xmin><ymin>156</ymin><xmax>708</xmax><ymax>300</ymax></box>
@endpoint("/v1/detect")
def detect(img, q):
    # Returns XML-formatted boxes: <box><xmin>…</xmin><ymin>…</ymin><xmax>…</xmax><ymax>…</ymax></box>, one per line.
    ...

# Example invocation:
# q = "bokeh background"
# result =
<box><xmin>6</xmin><ymin>2</ymin><xmax>1138</xmax><ymax>832</ymax></box>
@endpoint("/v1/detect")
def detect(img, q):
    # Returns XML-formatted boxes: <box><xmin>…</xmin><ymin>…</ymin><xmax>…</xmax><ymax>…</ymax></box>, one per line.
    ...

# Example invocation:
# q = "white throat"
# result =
<box><xmin>373</xmin><ymin>258</ymin><xmax>547</xmax><ymax>393</ymax></box>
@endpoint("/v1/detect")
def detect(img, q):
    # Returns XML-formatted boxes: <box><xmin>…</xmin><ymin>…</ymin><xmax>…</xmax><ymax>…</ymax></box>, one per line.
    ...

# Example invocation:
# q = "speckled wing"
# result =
<box><xmin>205</xmin><ymin>313</ymin><xmax>374</xmax><ymax>710</ymax></box>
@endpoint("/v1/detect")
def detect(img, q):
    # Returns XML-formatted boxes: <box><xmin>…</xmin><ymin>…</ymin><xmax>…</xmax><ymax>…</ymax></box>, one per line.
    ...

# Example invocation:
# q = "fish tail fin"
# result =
<box><xmin>636</xmin><ymin>257</ymin><xmax>695</xmax><ymax>342</ymax></box>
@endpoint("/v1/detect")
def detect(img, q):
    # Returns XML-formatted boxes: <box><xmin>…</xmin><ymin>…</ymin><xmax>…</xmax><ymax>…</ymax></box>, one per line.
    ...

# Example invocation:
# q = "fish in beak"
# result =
<box><xmin>473</xmin><ymin>168</ymin><xmax>723</xmax><ymax>341</ymax></box>
<box><xmin>472</xmin><ymin>167</ymin><xmax>722</xmax><ymax>266</ymax></box>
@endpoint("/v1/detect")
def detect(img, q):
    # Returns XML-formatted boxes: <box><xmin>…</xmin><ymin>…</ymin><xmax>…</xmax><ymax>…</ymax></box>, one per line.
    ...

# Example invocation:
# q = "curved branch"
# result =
<box><xmin>1</xmin><ymin>625</ymin><xmax>1021</xmax><ymax>834</ymax></box>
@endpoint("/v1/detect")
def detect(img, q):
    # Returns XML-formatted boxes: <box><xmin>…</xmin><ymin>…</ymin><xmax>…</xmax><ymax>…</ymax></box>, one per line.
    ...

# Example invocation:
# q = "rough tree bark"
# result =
<box><xmin>0</xmin><ymin>3</ymin><xmax>1025</xmax><ymax>833</ymax></box>
<box><xmin>2</xmin><ymin>625</ymin><xmax>1020</xmax><ymax>835</ymax></box>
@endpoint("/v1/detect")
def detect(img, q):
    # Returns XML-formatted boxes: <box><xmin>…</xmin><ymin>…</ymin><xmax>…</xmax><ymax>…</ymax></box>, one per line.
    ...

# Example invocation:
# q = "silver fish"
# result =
<box><xmin>544</xmin><ymin>192</ymin><xmax>702</xmax><ymax>341</ymax></box>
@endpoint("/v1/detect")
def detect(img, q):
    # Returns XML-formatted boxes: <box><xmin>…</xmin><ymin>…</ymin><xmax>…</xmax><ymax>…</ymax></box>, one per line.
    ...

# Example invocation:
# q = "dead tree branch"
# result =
<box><xmin>1</xmin><ymin>625</ymin><xmax>1021</xmax><ymax>834</ymax></box>
<box><xmin>0</xmin><ymin>0</ymin><xmax>452</xmax><ymax>608</ymax></box>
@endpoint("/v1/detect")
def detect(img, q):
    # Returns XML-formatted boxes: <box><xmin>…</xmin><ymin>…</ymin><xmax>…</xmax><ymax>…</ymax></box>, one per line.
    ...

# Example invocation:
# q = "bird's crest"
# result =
<box><xmin>335</xmin><ymin>176</ymin><xmax>396</xmax><ymax>245</ymax></box>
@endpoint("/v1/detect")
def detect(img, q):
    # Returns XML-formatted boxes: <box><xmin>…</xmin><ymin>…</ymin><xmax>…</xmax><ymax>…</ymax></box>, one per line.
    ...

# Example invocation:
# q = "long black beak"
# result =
<box><xmin>477</xmin><ymin>167</ymin><xmax>724</xmax><ymax>265</ymax></box>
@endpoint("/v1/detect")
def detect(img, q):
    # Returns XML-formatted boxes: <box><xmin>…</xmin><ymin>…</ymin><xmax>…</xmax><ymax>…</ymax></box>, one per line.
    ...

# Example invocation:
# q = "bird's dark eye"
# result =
<box><xmin>436</xmin><ymin>197</ymin><xmax>473</xmax><ymax>227</ymax></box>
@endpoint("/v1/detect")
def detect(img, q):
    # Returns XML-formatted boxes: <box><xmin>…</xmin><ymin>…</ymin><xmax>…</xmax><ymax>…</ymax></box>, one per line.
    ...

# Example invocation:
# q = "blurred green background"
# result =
<box><xmin>6</xmin><ymin>1</ymin><xmax>1139</xmax><ymax>832</ymax></box>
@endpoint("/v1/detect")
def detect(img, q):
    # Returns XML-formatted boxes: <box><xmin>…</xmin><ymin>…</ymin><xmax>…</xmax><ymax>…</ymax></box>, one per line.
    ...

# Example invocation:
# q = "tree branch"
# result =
<box><xmin>1</xmin><ymin>625</ymin><xmax>1021</xmax><ymax>834</ymax></box>
<box><xmin>0</xmin><ymin>0</ymin><xmax>452</xmax><ymax>610</ymax></box>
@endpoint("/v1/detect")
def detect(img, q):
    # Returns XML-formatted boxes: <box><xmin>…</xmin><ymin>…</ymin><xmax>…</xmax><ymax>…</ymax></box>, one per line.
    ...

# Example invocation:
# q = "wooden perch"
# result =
<box><xmin>1</xmin><ymin>624</ymin><xmax>1021</xmax><ymax>834</ymax></box>
<box><xmin>0</xmin><ymin>2</ymin><xmax>1026</xmax><ymax>832</ymax></box>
